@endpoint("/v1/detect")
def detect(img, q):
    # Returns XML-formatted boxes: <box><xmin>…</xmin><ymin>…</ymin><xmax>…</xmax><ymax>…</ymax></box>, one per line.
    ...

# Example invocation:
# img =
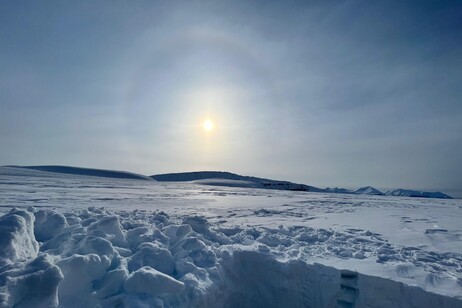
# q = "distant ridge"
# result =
<box><xmin>324</xmin><ymin>187</ymin><xmax>353</xmax><ymax>194</ymax></box>
<box><xmin>151</xmin><ymin>171</ymin><xmax>322</xmax><ymax>192</ymax></box>
<box><xmin>153</xmin><ymin>171</ymin><xmax>249</xmax><ymax>182</ymax></box>
<box><xmin>385</xmin><ymin>189</ymin><xmax>452</xmax><ymax>199</ymax></box>
<box><xmin>152</xmin><ymin>171</ymin><xmax>452</xmax><ymax>199</ymax></box>
<box><xmin>7</xmin><ymin>165</ymin><xmax>153</xmax><ymax>181</ymax></box>
<box><xmin>1</xmin><ymin>166</ymin><xmax>452</xmax><ymax>198</ymax></box>
<box><xmin>318</xmin><ymin>185</ymin><xmax>451</xmax><ymax>199</ymax></box>
<box><xmin>323</xmin><ymin>186</ymin><xmax>384</xmax><ymax>195</ymax></box>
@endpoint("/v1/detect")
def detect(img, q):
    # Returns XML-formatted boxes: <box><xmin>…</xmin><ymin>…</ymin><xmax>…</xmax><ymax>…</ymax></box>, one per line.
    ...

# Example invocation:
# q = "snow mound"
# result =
<box><xmin>0</xmin><ymin>207</ymin><xmax>460</xmax><ymax>307</ymax></box>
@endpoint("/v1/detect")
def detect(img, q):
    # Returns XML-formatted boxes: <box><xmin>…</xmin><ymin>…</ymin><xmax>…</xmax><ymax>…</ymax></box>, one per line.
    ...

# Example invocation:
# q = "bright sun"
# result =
<box><xmin>203</xmin><ymin>119</ymin><xmax>214</xmax><ymax>132</ymax></box>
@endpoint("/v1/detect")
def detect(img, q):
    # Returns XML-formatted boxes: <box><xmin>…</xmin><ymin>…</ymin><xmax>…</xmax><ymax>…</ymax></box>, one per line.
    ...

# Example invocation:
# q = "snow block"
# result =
<box><xmin>0</xmin><ymin>209</ymin><xmax>39</xmax><ymax>264</ymax></box>
<box><xmin>163</xmin><ymin>224</ymin><xmax>193</xmax><ymax>243</ymax></box>
<box><xmin>87</xmin><ymin>216</ymin><xmax>126</xmax><ymax>247</ymax></box>
<box><xmin>183</xmin><ymin>216</ymin><xmax>210</xmax><ymax>234</ymax></box>
<box><xmin>172</xmin><ymin>236</ymin><xmax>217</xmax><ymax>268</ymax></box>
<box><xmin>34</xmin><ymin>210</ymin><xmax>68</xmax><ymax>242</ymax></box>
<box><xmin>128</xmin><ymin>242</ymin><xmax>175</xmax><ymax>275</ymax></box>
<box><xmin>94</xmin><ymin>268</ymin><xmax>129</xmax><ymax>299</ymax></box>
<box><xmin>0</xmin><ymin>254</ymin><xmax>63</xmax><ymax>308</ymax></box>
<box><xmin>57</xmin><ymin>253</ymin><xmax>111</xmax><ymax>307</ymax></box>
<box><xmin>125</xmin><ymin>226</ymin><xmax>153</xmax><ymax>248</ymax></box>
<box><xmin>124</xmin><ymin>266</ymin><xmax>185</xmax><ymax>297</ymax></box>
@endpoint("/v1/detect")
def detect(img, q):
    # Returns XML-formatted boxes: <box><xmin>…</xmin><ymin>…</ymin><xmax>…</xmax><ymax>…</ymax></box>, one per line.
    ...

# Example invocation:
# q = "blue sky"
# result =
<box><xmin>1</xmin><ymin>1</ymin><xmax>461</xmax><ymax>193</ymax></box>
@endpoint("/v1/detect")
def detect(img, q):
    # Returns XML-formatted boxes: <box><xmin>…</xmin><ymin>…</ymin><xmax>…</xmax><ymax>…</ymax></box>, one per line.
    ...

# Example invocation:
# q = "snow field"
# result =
<box><xmin>0</xmin><ymin>206</ymin><xmax>460</xmax><ymax>307</ymax></box>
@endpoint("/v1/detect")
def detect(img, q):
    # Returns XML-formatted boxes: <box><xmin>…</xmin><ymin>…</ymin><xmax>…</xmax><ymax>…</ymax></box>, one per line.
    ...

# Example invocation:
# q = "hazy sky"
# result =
<box><xmin>1</xmin><ymin>1</ymin><xmax>461</xmax><ymax>193</ymax></box>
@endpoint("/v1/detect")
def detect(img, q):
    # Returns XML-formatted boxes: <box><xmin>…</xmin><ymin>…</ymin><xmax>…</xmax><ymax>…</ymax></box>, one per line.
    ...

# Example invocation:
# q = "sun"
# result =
<box><xmin>203</xmin><ymin>119</ymin><xmax>214</xmax><ymax>132</ymax></box>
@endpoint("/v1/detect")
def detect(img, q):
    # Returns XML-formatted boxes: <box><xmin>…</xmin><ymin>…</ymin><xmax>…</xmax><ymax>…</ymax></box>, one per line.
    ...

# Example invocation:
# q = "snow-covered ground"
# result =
<box><xmin>0</xmin><ymin>166</ymin><xmax>461</xmax><ymax>307</ymax></box>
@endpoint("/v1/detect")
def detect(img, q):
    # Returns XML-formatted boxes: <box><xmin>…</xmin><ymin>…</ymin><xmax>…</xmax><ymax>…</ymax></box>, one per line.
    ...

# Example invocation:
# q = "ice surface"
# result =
<box><xmin>0</xmin><ymin>166</ymin><xmax>461</xmax><ymax>307</ymax></box>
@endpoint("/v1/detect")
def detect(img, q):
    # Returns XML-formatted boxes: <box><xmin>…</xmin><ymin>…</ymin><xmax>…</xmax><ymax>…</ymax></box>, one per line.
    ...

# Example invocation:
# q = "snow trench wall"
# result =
<box><xmin>216</xmin><ymin>250</ymin><xmax>461</xmax><ymax>308</ymax></box>
<box><xmin>0</xmin><ymin>207</ymin><xmax>460</xmax><ymax>308</ymax></box>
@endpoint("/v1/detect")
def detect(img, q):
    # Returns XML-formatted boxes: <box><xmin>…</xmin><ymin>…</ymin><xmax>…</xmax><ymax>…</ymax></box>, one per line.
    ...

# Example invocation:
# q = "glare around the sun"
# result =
<box><xmin>203</xmin><ymin>120</ymin><xmax>214</xmax><ymax>132</ymax></box>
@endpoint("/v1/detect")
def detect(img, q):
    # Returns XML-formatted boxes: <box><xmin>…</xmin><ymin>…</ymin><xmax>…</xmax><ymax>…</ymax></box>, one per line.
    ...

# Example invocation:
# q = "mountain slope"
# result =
<box><xmin>354</xmin><ymin>186</ymin><xmax>384</xmax><ymax>195</ymax></box>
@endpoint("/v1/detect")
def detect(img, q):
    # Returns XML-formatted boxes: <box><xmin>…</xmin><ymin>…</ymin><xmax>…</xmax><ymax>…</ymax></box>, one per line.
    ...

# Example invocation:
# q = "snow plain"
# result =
<box><xmin>0</xmin><ymin>166</ymin><xmax>461</xmax><ymax>307</ymax></box>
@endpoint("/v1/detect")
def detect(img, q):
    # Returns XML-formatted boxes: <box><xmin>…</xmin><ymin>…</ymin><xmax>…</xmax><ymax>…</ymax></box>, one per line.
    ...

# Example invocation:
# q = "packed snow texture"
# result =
<box><xmin>0</xmin><ymin>167</ymin><xmax>461</xmax><ymax>307</ymax></box>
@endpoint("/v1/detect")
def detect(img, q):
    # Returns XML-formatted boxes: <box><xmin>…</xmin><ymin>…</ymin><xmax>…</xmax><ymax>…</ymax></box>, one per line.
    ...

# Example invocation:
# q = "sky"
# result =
<box><xmin>1</xmin><ymin>1</ymin><xmax>461</xmax><ymax>194</ymax></box>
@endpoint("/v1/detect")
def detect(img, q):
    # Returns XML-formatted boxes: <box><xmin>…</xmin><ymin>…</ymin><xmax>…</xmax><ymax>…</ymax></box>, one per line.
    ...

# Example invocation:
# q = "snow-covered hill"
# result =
<box><xmin>354</xmin><ymin>186</ymin><xmax>384</xmax><ymax>195</ymax></box>
<box><xmin>152</xmin><ymin>171</ymin><xmax>321</xmax><ymax>192</ymax></box>
<box><xmin>386</xmin><ymin>189</ymin><xmax>452</xmax><ymax>199</ymax></box>
<box><xmin>324</xmin><ymin>187</ymin><xmax>353</xmax><ymax>194</ymax></box>
<box><xmin>6</xmin><ymin>165</ymin><xmax>153</xmax><ymax>181</ymax></box>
